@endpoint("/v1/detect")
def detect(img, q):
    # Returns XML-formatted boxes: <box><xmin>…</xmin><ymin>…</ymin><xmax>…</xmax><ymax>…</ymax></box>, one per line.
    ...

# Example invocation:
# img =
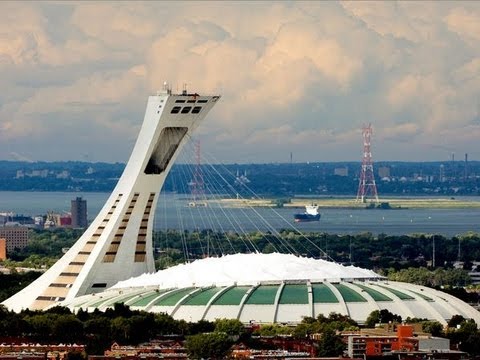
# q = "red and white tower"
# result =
<box><xmin>190</xmin><ymin>139</ymin><xmax>205</xmax><ymax>203</ymax></box>
<box><xmin>356</xmin><ymin>123</ymin><xmax>379</xmax><ymax>203</ymax></box>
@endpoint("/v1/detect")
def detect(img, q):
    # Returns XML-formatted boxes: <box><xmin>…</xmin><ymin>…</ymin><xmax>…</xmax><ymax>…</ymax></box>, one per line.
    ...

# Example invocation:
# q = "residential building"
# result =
<box><xmin>346</xmin><ymin>325</ymin><xmax>462</xmax><ymax>359</ymax></box>
<box><xmin>71</xmin><ymin>197</ymin><xmax>87</xmax><ymax>228</ymax></box>
<box><xmin>0</xmin><ymin>225</ymin><xmax>29</xmax><ymax>253</ymax></box>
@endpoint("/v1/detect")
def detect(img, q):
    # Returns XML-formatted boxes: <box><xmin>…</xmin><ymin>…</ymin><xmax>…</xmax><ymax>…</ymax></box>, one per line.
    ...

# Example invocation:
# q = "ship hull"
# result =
<box><xmin>294</xmin><ymin>214</ymin><xmax>321</xmax><ymax>222</ymax></box>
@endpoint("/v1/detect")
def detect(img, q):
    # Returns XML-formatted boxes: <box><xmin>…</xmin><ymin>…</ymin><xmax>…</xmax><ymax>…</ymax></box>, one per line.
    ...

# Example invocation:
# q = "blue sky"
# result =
<box><xmin>0</xmin><ymin>1</ymin><xmax>480</xmax><ymax>163</ymax></box>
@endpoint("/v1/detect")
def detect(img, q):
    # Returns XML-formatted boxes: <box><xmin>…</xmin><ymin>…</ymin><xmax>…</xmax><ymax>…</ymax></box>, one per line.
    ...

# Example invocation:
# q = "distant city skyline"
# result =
<box><xmin>1</xmin><ymin>1</ymin><xmax>480</xmax><ymax>163</ymax></box>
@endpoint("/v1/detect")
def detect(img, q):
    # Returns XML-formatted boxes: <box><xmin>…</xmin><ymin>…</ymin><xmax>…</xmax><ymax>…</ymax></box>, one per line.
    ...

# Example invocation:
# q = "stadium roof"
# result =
<box><xmin>60</xmin><ymin>253</ymin><xmax>480</xmax><ymax>325</ymax></box>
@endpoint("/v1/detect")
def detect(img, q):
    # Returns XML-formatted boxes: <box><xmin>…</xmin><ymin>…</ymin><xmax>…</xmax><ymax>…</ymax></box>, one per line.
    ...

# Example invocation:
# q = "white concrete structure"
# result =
<box><xmin>59</xmin><ymin>253</ymin><xmax>480</xmax><ymax>325</ymax></box>
<box><xmin>2</xmin><ymin>87</ymin><xmax>221</xmax><ymax>312</ymax></box>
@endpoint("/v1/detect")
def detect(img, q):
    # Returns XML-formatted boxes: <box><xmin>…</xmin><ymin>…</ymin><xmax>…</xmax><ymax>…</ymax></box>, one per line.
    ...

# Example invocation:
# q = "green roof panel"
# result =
<box><xmin>245</xmin><ymin>285</ymin><xmax>278</xmax><ymax>305</ymax></box>
<box><xmin>376</xmin><ymin>285</ymin><xmax>415</xmax><ymax>300</ymax></box>
<box><xmin>410</xmin><ymin>290</ymin><xmax>434</xmax><ymax>301</ymax></box>
<box><xmin>153</xmin><ymin>288</ymin><xmax>195</xmax><ymax>306</ymax></box>
<box><xmin>97</xmin><ymin>292</ymin><xmax>144</xmax><ymax>307</ymax></box>
<box><xmin>130</xmin><ymin>290</ymin><xmax>168</xmax><ymax>307</ymax></box>
<box><xmin>334</xmin><ymin>284</ymin><xmax>367</xmax><ymax>302</ymax></box>
<box><xmin>88</xmin><ymin>295</ymin><xmax>118</xmax><ymax>308</ymax></box>
<box><xmin>212</xmin><ymin>286</ymin><xmax>250</xmax><ymax>306</ymax></box>
<box><xmin>184</xmin><ymin>288</ymin><xmax>224</xmax><ymax>305</ymax></box>
<box><xmin>279</xmin><ymin>284</ymin><xmax>308</xmax><ymax>304</ymax></box>
<box><xmin>312</xmin><ymin>284</ymin><xmax>339</xmax><ymax>303</ymax></box>
<box><xmin>355</xmin><ymin>284</ymin><xmax>392</xmax><ymax>302</ymax></box>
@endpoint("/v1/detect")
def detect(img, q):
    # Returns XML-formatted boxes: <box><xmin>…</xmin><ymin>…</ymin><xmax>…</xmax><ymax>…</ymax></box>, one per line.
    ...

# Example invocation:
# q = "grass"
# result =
<box><xmin>215</xmin><ymin>197</ymin><xmax>480</xmax><ymax>209</ymax></box>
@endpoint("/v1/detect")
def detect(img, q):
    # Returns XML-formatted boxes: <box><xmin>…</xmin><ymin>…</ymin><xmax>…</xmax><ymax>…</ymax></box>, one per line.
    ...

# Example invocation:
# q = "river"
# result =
<box><xmin>0</xmin><ymin>191</ymin><xmax>479</xmax><ymax>237</ymax></box>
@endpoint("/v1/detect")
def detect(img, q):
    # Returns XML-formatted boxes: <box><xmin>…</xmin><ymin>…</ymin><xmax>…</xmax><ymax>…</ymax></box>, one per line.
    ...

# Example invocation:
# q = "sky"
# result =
<box><xmin>0</xmin><ymin>1</ymin><xmax>480</xmax><ymax>164</ymax></box>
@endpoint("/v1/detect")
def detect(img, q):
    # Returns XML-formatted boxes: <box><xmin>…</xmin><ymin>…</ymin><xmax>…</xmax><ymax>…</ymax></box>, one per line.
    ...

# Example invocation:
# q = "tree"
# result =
<box><xmin>187</xmin><ymin>319</ymin><xmax>215</xmax><ymax>335</ymax></box>
<box><xmin>253</xmin><ymin>324</ymin><xmax>292</xmax><ymax>336</ymax></box>
<box><xmin>25</xmin><ymin>314</ymin><xmax>54</xmax><ymax>341</ymax></box>
<box><xmin>185</xmin><ymin>332</ymin><xmax>233</xmax><ymax>359</ymax></box>
<box><xmin>365</xmin><ymin>309</ymin><xmax>402</xmax><ymax>328</ymax></box>
<box><xmin>154</xmin><ymin>312</ymin><xmax>182</xmax><ymax>335</ymax></box>
<box><xmin>84</xmin><ymin>317</ymin><xmax>112</xmax><ymax>355</ymax></box>
<box><xmin>448</xmin><ymin>314</ymin><xmax>466</xmax><ymax>328</ymax></box>
<box><xmin>447</xmin><ymin>319</ymin><xmax>480</xmax><ymax>356</ymax></box>
<box><xmin>316</xmin><ymin>328</ymin><xmax>345</xmax><ymax>357</ymax></box>
<box><xmin>214</xmin><ymin>318</ymin><xmax>245</xmax><ymax>337</ymax></box>
<box><xmin>52</xmin><ymin>314</ymin><xmax>84</xmax><ymax>343</ymax></box>
<box><xmin>422</xmin><ymin>321</ymin><xmax>444</xmax><ymax>337</ymax></box>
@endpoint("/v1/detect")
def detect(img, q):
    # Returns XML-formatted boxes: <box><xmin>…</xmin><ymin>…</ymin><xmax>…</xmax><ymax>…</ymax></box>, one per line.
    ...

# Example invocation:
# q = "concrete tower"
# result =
<box><xmin>3</xmin><ymin>86</ymin><xmax>221</xmax><ymax>311</ymax></box>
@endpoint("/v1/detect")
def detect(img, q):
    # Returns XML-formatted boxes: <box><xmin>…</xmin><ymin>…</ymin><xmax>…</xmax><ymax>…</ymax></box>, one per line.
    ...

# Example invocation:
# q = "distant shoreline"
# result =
<box><xmin>216</xmin><ymin>197</ymin><xmax>480</xmax><ymax>209</ymax></box>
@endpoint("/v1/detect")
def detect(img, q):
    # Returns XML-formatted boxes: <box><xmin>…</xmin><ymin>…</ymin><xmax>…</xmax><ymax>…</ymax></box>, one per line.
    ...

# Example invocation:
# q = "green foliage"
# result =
<box><xmin>53</xmin><ymin>315</ymin><xmax>84</xmax><ymax>343</ymax></box>
<box><xmin>0</xmin><ymin>271</ymin><xmax>41</xmax><ymax>302</ymax></box>
<box><xmin>272</xmin><ymin>198</ymin><xmax>291</xmax><ymax>208</ymax></box>
<box><xmin>7</xmin><ymin>228</ymin><xmax>480</xmax><ymax>277</ymax></box>
<box><xmin>9</xmin><ymin>228</ymin><xmax>84</xmax><ymax>261</ymax></box>
<box><xmin>215</xmin><ymin>318</ymin><xmax>245</xmax><ymax>337</ymax></box>
<box><xmin>448</xmin><ymin>314</ymin><xmax>466</xmax><ymax>328</ymax></box>
<box><xmin>447</xmin><ymin>319</ymin><xmax>480</xmax><ymax>356</ymax></box>
<box><xmin>293</xmin><ymin>313</ymin><xmax>358</xmax><ymax>339</ymax></box>
<box><xmin>422</xmin><ymin>321</ymin><xmax>444</xmax><ymax>336</ymax></box>
<box><xmin>187</xmin><ymin>319</ymin><xmax>215</xmax><ymax>335</ymax></box>
<box><xmin>185</xmin><ymin>332</ymin><xmax>233</xmax><ymax>360</ymax></box>
<box><xmin>0</xmin><ymin>304</ymin><xmax>211</xmax><ymax>354</ymax></box>
<box><xmin>253</xmin><ymin>324</ymin><xmax>292</xmax><ymax>336</ymax></box>
<box><xmin>387</xmin><ymin>267</ymin><xmax>471</xmax><ymax>287</ymax></box>
<box><xmin>316</xmin><ymin>328</ymin><xmax>346</xmax><ymax>357</ymax></box>
<box><xmin>365</xmin><ymin>309</ymin><xmax>402</xmax><ymax>328</ymax></box>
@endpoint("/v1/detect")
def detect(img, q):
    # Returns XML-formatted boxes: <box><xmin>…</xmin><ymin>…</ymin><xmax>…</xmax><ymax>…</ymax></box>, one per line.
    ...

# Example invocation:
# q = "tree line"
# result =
<box><xmin>9</xmin><ymin>228</ymin><xmax>480</xmax><ymax>271</ymax></box>
<box><xmin>2</xmin><ymin>303</ymin><xmax>480</xmax><ymax>358</ymax></box>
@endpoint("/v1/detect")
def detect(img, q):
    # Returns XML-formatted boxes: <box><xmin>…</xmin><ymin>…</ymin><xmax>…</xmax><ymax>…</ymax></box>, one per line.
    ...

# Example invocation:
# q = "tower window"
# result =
<box><xmin>181</xmin><ymin>106</ymin><xmax>192</xmax><ymax>114</ymax></box>
<box><xmin>192</xmin><ymin>106</ymin><xmax>202</xmax><ymax>114</ymax></box>
<box><xmin>144</xmin><ymin>127</ymin><xmax>188</xmax><ymax>174</ymax></box>
<box><xmin>171</xmin><ymin>106</ymin><xmax>181</xmax><ymax>114</ymax></box>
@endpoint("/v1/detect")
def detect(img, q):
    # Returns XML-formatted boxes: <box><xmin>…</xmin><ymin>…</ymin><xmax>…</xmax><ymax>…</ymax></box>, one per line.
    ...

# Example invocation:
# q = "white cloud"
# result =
<box><xmin>1</xmin><ymin>1</ymin><xmax>480</xmax><ymax>162</ymax></box>
<box><xmin>445</xmin><ymin>7</ymin><xmax>480</xmax><ymax>41</ymax></box>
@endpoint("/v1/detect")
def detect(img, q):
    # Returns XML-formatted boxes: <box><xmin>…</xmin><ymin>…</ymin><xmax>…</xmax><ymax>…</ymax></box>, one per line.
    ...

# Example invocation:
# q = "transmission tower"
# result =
<box><xmin>356</xmin><ymin>123</ymin><xmax>379</xmax><ymax>203</ymax></box>
<box><xmin>190</xmin><ymin>139</ymin><xmax>206</xmax><ymax>205</ymax></box>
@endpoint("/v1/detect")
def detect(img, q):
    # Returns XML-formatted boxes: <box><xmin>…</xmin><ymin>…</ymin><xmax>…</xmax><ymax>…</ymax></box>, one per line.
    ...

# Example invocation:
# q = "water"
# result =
<box><xmin>1</xmin><ymin>191</ymin><xmax>479</xmax><ymax>237</ymax></box>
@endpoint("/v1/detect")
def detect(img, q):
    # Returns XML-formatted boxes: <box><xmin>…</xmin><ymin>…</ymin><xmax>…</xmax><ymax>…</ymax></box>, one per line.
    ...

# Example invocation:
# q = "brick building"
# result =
<box><xmin>0</xmin><ymin>225</ymin><xmax>29</xmax><ymax>254</ymax></box>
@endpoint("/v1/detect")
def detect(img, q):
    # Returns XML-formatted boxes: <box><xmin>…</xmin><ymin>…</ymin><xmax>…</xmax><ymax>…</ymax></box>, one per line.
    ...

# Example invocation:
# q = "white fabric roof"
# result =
<box><xmin>112</xmin><ymin>252</ymin><xmax>381</xmax><ymax>289</ymax></box>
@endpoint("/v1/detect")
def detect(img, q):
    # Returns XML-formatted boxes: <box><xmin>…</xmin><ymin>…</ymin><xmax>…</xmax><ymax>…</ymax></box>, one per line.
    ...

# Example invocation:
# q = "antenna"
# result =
<box><xmin>356</xmin><ymin>123</ymin><xmax>379</xmax><ymax>203</ymax></box>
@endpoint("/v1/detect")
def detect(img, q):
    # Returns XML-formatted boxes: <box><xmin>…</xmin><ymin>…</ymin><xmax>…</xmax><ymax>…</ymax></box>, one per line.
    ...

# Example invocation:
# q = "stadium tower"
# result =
<box><xmin>3</xmin><ymin>85</ymin><xmax>221</xmax><ymax>312</ymax></box>
<box><xmin>356</xmin><ymin>123</ymin><xmax>379</xmax><ymax>203</ymax></box>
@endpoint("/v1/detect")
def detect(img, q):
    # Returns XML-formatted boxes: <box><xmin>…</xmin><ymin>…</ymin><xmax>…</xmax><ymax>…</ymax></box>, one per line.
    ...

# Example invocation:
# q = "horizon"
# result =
<box><xmin>2</xmin><ymin>158</ymin><xmax>480</xmax><ymax>166</ymax></box>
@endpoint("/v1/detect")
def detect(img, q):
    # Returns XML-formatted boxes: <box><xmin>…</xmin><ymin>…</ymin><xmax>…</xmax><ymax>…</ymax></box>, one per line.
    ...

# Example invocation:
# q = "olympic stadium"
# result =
<box><xmin>3</xmin><ymin>88</ymin><xmax>480</xmax><ymax>328</ymax></box>
<box><xmin>59</xmin><ymin>253</ymin><xmax>480</xmax><ymax>325</ymax></box>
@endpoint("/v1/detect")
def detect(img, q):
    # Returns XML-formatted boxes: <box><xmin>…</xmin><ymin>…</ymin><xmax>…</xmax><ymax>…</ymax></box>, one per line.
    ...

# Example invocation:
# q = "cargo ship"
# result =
<box><xmin>294</xmin><ymin>205</ymin><xmax>321</xmax><ymax>222</ymax></box>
